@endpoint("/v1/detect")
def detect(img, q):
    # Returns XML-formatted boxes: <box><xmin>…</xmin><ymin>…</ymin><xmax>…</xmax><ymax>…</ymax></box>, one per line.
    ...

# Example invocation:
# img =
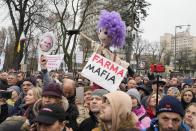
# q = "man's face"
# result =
<box><xmin>17</xmin><ymin>73</ymin><xmax>24</xmax><ymax>81</ymax></box>
<box><xmin>84</xmin><ymin>90</ymin><xmax>92</xmax><ymax>103</ymax></box>
<box><xmin>1</xmin><ymin>72</ymin><xmax>8</xmax><ymax>80</ymax></box>
<box><xmin>184</xmin><ymin>105</ymin><xmax>196</xmax><ymax>128</ymax></box>
<box><xmin>90</xmin><ymin>95</ymin><xmax>102</xmax><ymax>113</ymax></box>
<box><xmin>63</xmin><ymin>79</ymin><xmax>75</xmax><ymax>98</ymax></box>
<box><xmin>192</xmin><ymin>84</ymin><xmax>196</xmax><ymax>95</ymax></box>
<box><xmin>42</xmin><ymin>96</ymin><xmax>58</xmax><ymax>106</ymax></box>
<box><xmin>127</xmin><ymin>80</ymin><xmax>137</xmax><ymax>89</ymax></box>
<box><xmin>40</xmin><ymin>36</ymin><xmax>53</xmax><ymax>52</ymax></box>
<box><xmin>135</xmin><ymin>76</ymin><xmax>142</xmax><ymax>84</ymax></box>
<box><xmin>37</xmin><ymin>121</ymin><xmax>64</xmax><ymax>131</ymax></box>
<box><xmin>7</xmin><ymin>74</ymin><xmax>18</xmax><ymax>86</ymax></box>
<box><xmin>158</xmin><ymin>112</ymin><xmax>182</xmax><ymax>131</ymax></box>
<box><xmin>170</xmin><ymin>78</ymin><xmax>178</xmax><ymax>86</ymax></box>
<box><xmin>22</xmin><ymin>81</ymin><xmax>33</xmax><ymax>94</ymax></box>
<box><xmin>99</xmin><ymin>98</ymin><xmax>112</xmax><ymax>122</ymax></box>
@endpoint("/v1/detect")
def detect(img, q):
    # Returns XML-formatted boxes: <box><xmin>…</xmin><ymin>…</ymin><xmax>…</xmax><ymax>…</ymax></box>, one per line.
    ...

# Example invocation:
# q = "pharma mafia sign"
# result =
<box><xmin>81</xmin><ymin>53</ymin><xmax>127</xmax><ymax>92</ymax></box>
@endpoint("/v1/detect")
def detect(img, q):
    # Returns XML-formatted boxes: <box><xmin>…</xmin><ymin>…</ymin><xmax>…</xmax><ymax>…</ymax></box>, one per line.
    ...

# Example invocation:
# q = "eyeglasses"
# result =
<box><xmin>22</xmin><ymin>83</ymin><xmax>32</xmax><ymax>87</ymax></box>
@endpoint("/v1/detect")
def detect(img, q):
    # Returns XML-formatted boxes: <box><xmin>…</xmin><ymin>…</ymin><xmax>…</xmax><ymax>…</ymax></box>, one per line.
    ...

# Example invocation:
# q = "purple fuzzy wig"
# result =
<box><xmin>97</xmin><ymin>10</ymin><xmax>126</xmax><ymax>48</ymax></box>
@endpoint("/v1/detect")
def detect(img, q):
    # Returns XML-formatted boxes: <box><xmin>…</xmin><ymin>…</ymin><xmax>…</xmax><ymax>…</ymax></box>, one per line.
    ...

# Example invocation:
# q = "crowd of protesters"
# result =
<box><xmin>0</xmin><ymin>57</ymin><xmax>196</xmax><ymax>131</ymax></box>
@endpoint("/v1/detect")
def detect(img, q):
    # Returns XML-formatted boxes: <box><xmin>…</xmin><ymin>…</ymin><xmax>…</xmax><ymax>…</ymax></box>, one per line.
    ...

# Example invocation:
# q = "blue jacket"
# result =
<box><xmin>145</xmin><ymin>118</ymin><xmax>189</xmax><ymax>131</ymax></box>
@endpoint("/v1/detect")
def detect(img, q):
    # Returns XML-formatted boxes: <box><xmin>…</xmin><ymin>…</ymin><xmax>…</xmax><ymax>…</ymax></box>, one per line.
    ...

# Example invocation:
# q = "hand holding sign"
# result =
<box><xmin>40</xmin><ymin>55</ymin><xmax>47</xmax><ymax>69</ymax></box>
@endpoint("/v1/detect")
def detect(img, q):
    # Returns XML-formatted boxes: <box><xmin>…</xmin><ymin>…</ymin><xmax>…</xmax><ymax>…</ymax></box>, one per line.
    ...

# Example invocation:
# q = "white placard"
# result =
<box><xmin>76</xmin><ymin>51</ymin><xmax>83</xmax><ymax>64</ymax></box>
<box><xmin>44</xmin><ymin>54</ymin><xmax>64</xmax><ymax>71</ymax></box>
<box><xmin>81</xmin><ymin>53</ymin><xmax>127</xmax><ymax>92</ymax></box>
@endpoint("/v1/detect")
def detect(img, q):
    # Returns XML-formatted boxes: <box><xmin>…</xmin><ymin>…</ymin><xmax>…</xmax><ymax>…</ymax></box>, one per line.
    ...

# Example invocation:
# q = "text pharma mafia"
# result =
<box><xmin>85</xmin><ymin>54</ymin><xmax>126</xmax><ymax>84</ymax></box>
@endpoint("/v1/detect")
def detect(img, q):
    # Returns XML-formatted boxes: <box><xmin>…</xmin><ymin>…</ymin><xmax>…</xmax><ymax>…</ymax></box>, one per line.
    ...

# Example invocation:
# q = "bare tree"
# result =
<box><xmin>176</xmin><ymin>49</ymin><xmax>191</xmax><ymax>73</ymax></box>
<box><xmin>133</xmin><ymin>35</ymin><xmax>147</xmax><ymax>71</ymax></box>
<box><xmin>47</xmin><ymin>0</ymin><xmax>93</xmax><ymax>71</ymax></box>
<box><xmin>2</xmin><ymin>0</ymin><xmax>48</xmax><ymax>70</ymax></box>
<box><xmin>147</xmin><ymin>41</ymin><xmax>165</xmax><ymax>64</ymax></box>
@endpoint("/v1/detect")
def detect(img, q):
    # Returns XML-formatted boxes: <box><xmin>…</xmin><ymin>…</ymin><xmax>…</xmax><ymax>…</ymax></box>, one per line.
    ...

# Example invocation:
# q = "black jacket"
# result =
<box><xmin>65</xmin><ymin>95</ymin><xmax>79</xmax><ymax>131</ymax></box>
<box><xmin>0</xmin><ymin>80</ymin><xmax>9</xmax><ymax>90</ymax></box>
<box><xmin>78</xmin><ymin>111</ymin><xmax>98</xmax><ymax>131</ymax></box>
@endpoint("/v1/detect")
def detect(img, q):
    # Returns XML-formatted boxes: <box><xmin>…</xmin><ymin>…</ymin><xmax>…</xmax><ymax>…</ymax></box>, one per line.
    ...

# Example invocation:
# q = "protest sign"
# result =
<box><xmin>43</xmin><ymin>54</ymin><xmax>64</xmax><ymax>71</ymax></box>
<box><xmin>81</xmin><ymin>53</ymin><xmax>127</xmax><ymax>92</ymax></box>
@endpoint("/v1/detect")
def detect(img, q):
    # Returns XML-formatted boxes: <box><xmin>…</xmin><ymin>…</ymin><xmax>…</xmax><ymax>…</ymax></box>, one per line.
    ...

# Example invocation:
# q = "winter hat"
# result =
<box><xmin>35</xmin><ymin>104</ymin><xmax>66</xmax><ymax>124</ymax></box>
<box><xmin>23</xmin><ymin>77</ymin><xmax>37</xmax><ymax>87</ymax></box>
<box><xmin>0</xmin><ymin>116</ymin><xmax>29</xmax><ymax>131</ymax></box>
<box><xmin>127</xmin><ymin>88</ymin><xmax>141</xmax><ymax>104</ymax></box>
<box><xmin>42</xmin><ymin>82</ymin><xmax>63</xmax><ymax>99</ymax></box>
<box><xmin>92</xmin><ymin>89</ymin><xmax>109</xmax><ymax>97</ymax></box>
<box><xmin>7</xmin><ymin>86</ymin><xmax>21</xmax><ymax>95</ymax></box>
<box><xmin>157</xmin><ymin>96</ymin><xmax>184</xmax><ymax>117</ymax></box>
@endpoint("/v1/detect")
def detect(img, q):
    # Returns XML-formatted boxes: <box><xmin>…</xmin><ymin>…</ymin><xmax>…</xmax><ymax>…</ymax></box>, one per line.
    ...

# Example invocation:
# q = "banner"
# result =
<box><xmin>39</xmin><ymin>54</ymin><xmax>64</xmax><ymax>71</ymax></box>
<box><xmin>0</xmin><ymin>35</ymin><xmax>8</xmax><ymax>70</ymax></box>
<box><xmin>81</xmin><ymin>53</ymin><xmax>127</xmax><ymax>92</ymax></box>
<box><xmin>38</xmin><ymin>32</ymin><xmax>57</xmax><ymax>71</ymax></box>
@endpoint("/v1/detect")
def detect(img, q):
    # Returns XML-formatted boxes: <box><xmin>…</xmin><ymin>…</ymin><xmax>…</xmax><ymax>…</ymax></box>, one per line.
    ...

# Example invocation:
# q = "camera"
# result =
<box><xmin>0</xmin><ymin>90</ymin><xmax>12</xmax><ymax>99</ymax></box>
<box><xmin>150</xmin><ymin>64</ymin><xmax>165</xmax><ymax>73</ymax></box>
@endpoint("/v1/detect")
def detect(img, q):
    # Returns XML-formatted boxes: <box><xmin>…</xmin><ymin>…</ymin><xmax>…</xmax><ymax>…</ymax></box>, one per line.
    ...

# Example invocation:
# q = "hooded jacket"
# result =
<box><xmin>91</xmin><ymin>91</ymin><xmax>135</xmax><ymax>131</ymax></box>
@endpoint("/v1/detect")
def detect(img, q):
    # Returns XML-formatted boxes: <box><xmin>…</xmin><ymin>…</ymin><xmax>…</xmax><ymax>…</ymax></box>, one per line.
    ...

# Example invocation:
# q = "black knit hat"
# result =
<box><xmin>23</xmin><ymin>77</ymin><xmax>37</xmax><ymax>87</ymax></box>
<box><xmin>36</xmin><ymin>104</ymin><xmax>66</xmax><ymax>124</ymax></box>
<box><xmin>157</xmin><ymin>96</ymin><xmax>184</xmax><ymax>117</ymax></box>
<box><xmin>42</xmin><ymin>82</ymin><xmax>63</xmax><ymax>99</ymax></box>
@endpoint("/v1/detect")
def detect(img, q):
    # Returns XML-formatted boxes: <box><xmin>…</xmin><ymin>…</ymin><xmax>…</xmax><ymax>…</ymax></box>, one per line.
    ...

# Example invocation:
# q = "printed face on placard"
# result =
<box><xmin>40</xmin><ymin>36</ymin><xmax>53</xmax><ymax>52</ymax></box>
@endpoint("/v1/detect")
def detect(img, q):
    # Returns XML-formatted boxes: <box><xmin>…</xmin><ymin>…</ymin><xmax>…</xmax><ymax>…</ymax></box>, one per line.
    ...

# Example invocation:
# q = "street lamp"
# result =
<box><xmin>174</xmin><ymin>24</ymin><xmax>191</xmax><ymax>71</ymax></box>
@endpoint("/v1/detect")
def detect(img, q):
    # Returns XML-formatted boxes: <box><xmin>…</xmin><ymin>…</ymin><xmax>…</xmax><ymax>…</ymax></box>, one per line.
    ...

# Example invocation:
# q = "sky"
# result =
<box><xmin>1</xmin><ymin>0</ymin><xmax>196</xmax><ymax>42</ymax></box>
<box><xmin>141</xmin><ymin>0</ymin><xmax>196</xmax><ymax>42</ymax></box>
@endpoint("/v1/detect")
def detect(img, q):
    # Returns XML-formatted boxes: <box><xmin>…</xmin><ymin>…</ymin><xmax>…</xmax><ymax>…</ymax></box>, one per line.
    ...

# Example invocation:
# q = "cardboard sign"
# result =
<box><xmin>81</xmin><ymin>53</ymin><xmax>127</xmax><ymax>92</ymax></box>
<box><xmin>45</xmin><ymin>54</ymin><xmax>64</xmax><ymax>71</ymax></box>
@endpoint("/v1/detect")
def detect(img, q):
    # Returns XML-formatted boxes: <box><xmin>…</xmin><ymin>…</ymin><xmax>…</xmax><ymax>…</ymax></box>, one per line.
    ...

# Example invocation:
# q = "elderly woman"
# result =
<box><xmin>167</xmin><ymin>86</ymin><xmax>181</xmax><ymax>101</ymax></box>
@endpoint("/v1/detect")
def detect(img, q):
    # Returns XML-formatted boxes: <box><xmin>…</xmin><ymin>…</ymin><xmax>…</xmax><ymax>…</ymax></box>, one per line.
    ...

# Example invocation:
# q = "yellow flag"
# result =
<box><xmin>17</xmin><ymin>41</ymin><xmax>21</xmax><ymax>53</ymax></box>
<box><xmin>17</xmin><ymin>32</ymin><xmax>26</xmax><ymax>53</ymax></box>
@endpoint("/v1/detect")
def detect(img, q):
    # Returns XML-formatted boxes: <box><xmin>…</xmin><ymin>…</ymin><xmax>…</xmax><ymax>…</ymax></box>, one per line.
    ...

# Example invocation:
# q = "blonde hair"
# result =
<box><xmin>29</xmin><ymin>87</ymin><xmax>42</xmax><ymax>101</ymax></box>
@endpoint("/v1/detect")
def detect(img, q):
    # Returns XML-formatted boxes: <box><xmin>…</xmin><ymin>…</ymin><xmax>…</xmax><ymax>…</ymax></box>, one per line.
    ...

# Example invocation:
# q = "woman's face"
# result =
<box><xmin>149</xmin><ymin>94</ymin><xmax>161</xmax><ymax>107</ymax></box>
<box><xmin>25</xmin><ymin>90</ymin><xmax>36</xmax><ymax>105</ymax></box>
<box><xmin>130</xmin><ymin>96</ymin><xmax>138</xmax><ymax>108</ymax></box>
<box><xmin>42</xmin><ymin>96</ymin><xmax>58</xmax><ymax>106</ymax></box>
<box><xmin>11</xmin><ymin>90</ymin><xmax>19</xmax><ymax>101</ymax></box>
<box><xmin>184</xmin><ymin>105</ymin><xmax>196</xmax><ymax>128</ymax></box>
<box><xmin>40</xmin><ymin>36</ymin><xmax>53</xmax><ymax>52</ymax></box>
<box><xmin>99</xmin><ymin>98</ymin><xmax>112</xmax><ymax>122</ymax></box>
<box><xmin>183</xmin><ymin>91</ymin><xmax>193</xmax><ymax>103</ymax></box>
<box><xmin>167</xmin><ymin>87</ymin><xmax>174</xmax><ymax>96</ymax></box>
